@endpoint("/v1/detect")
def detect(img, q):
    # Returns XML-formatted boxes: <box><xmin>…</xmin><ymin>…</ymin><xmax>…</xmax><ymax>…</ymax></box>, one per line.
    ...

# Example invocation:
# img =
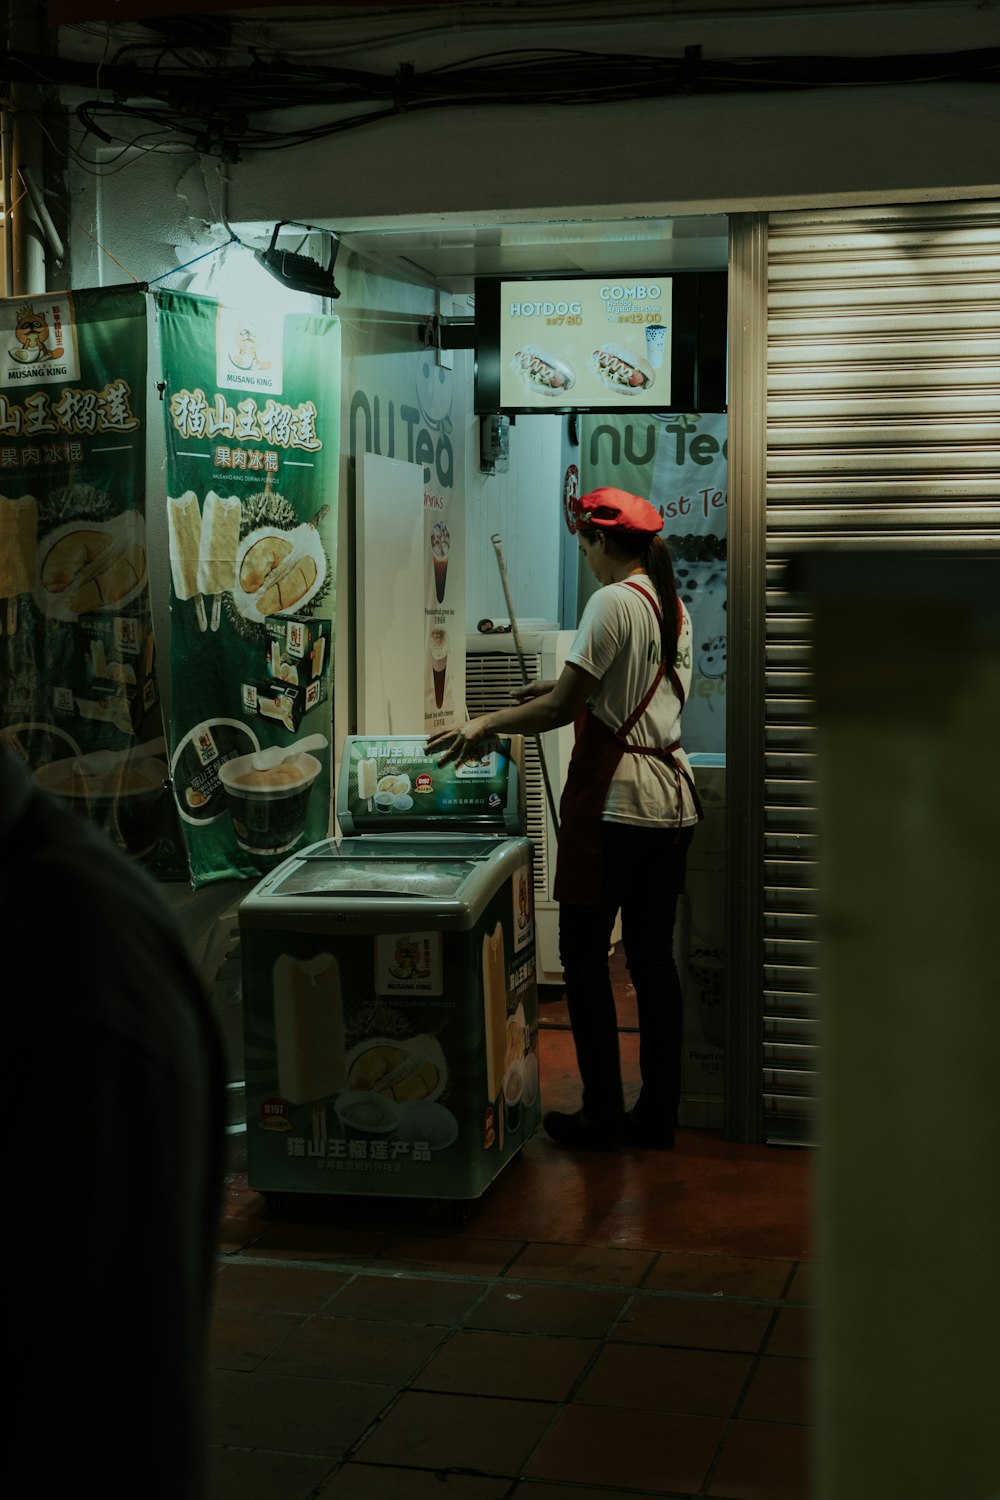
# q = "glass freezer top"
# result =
<box><xmin>263</xmin><ymin>835</ymin><xmax>508</xmax><ymax>901</ymax></box>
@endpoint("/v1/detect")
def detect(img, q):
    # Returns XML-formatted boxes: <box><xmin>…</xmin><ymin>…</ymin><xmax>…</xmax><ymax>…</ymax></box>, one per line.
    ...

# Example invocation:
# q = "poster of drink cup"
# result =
<box><xmin>424</xmin><ymin>487</ymin><xmax>464</xmax><ymax>726</ymax></box>
<box><xmin>340</xmin><ymin>274</ymin><xmax>466</xmax><ymax>737</ymax></box>
<box><xmin>158</xmin><ymin>290</ymin><xmax>341</xmax><ymax>886</ymax></box>
<box><xmin>0</xmin><ymin>285</ymin><xmax>186</xmax><ymax>876</ymax></box>
<box><xmin>579</xmin><ymin>411</ymin><xmax>727</xmax><ymax>757</ymax></box>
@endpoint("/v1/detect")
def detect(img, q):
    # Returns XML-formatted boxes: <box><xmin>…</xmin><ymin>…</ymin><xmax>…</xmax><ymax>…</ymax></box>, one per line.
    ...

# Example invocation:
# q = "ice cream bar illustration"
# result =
<box><xmin>196</xmin><ymin>490</ymin><xmax>241</xmax><ymax>631</ymax></box>
<box><xmin>167</xmin><ymin>491</ymin><xmax>207</xmax><ymax>631</ymax></box>
<box><xmin>273</xmin><ymin>952</ymin><xmax>347</xmax><ymax>1104</ymax></box>
<box><xmin>430</xmin><ymin>520</ymin><xmax>450</xmax><ymax>605</ymax></box>
<box><xmin>0</xmin><ymin>493</ymin><xmax>37</xmax><ymax>635</ymax></box>
<box><xmin>357</xmin><ymin>757</ymin><xmax>377</xmax><ymax>809</ymax></box>
<box><xmin>482</xmin><ymin>921</ymin><xmax>507</xmax><ymax>1103</ymax></box>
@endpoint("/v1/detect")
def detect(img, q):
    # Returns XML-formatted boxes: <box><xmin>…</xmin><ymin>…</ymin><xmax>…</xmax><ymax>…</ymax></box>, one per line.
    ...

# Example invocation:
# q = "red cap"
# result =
<box><xmin>570</xmin><ymin>486</ymin><xmax>663</xmax><ymax>536</ymax></box>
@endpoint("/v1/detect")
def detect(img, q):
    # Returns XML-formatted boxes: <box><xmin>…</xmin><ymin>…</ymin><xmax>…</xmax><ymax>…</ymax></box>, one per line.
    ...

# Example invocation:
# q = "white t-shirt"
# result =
<box><xmin>565</xmin><ymin>573</ymin><xmax>697</xmax><ymax>827</ymax></box>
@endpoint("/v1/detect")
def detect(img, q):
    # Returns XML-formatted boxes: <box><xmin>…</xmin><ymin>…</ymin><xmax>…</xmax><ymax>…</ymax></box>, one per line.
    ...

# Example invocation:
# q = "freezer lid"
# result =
<box><xmin>338</xmin><ymin>733</ymin><xmax>525</xmax><ymax>836</ymax></box>
<box><xmin>261</xmin><ymin>834</ymin><xmax>503</xmax><ymax>900</ymax></box>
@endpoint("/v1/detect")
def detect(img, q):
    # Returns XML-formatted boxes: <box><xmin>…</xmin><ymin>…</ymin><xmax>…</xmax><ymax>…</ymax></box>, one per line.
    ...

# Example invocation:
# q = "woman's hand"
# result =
<box><xmin>425</xmin><ymin>714</ymin><xmax>493</xmax><ymax>767</ymax></box>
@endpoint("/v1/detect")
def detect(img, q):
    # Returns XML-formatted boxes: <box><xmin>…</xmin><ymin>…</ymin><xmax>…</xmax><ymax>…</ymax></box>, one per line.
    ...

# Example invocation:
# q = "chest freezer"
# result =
<box><xmin>240</xmin><ymin>734</ymin><xmax>541</xmax><ymax>1201</ymax></box>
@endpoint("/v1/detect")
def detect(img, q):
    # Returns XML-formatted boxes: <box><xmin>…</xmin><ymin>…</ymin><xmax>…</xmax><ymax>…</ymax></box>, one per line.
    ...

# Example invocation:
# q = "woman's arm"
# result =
<box><xmin>426</xmin><ymin>661</ymin><xmax>598</xmax><ymax>767</ymax></box>
<box><xmin>511</xmin><ymin>677</ymin><xmax>558</xmax><ymax>702</ymax></box>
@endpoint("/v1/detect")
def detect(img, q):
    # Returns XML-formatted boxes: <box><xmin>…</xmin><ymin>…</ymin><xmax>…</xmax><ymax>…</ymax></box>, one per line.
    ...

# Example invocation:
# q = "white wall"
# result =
<box><xmin>464</xmin><ymin>412</ymin><xmax>570</xmax><ymax>635</ymax></box>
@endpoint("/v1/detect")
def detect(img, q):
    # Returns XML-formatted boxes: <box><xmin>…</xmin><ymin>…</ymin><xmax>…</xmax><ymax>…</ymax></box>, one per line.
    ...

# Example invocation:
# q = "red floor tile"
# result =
<box><xmin>244</xmin><ymin>1220</ymin><xmax>396</xmax><ymax>1263</ymax></box>
<box><xmin>260</xmin><ymin>1315</ymin><xmax>446</xmax><ymax>1384</ymax></box>
<box><xmin>512</xmin><ymin>1488</ymin><xmax>694</xmax><ymax>1500</ymax></box>
<box><xmin>414</xmin><ymin>1328</ymin><xmax>599</xmax><ymax>1401</ymax></box>
<box><xmin>612</xmin><ymin>1294</ymin><xmax>774</xmax><ymax>1353</ymax></box>
<box><xmin>212</xmin><ymin>1262</ymin><xmax>349</xmax><ymax>1315</ymax></box>
<box><xmin>765</xmin><ymin>1305</ymin><xmax>813</xmax><ymax>1359</ymax></box>
<box><xmin>320</xmin><ymin>1466</ymin><xmax>510</xmax><ymax>1499</ymax></box>
<box><xmin>352</xmin><ymin>1390</ymin><xmax>558</xmax><ymax>1475</ymax></box>
<box><xmin>785</xmin><ymin>1260</ymin><xmax>813</xmax><ymax>1303</ymax></box>
<box><xmin>643</xmin><ymin>1250</ymin><xmax>794</xmax><ymax>1299</ymax></box>
<box><xmin>376</xmin><ymin>1234</ymin><xmax>523</xmax><ymax>1277</ymax></box>
<box><xmin>209</xmin><ymin>1368</ymin><xmax>392</xmax><ymax>1457</ymax></box>
<box><xmin>464</xmin><ymin>1281</ymin><xmax>631</xmax><ymax>1338</ymax></box>
<box><xmin>505</xmin><ymin>1239</ymin><xmax>657</xmax><ymax>1286</ymax></box>
<box><xmin>208</xmin><ymin>1306</ymin><xmax>302</xmax><ymax>1373</ymax></box>
<box><xmin>466</xmin><ymin>1075</ymin><xmax>812</xmax><ymax>1261</ymax></box>
<box><xmin>319</xmin><ymin>1272</ymin><xmax>483</xmax><ymax>1325</ymax></box>
<box><xmin>207</xmin><ymin>1444</ymin><xmax>332</xmax><ymax>1500</ymax></box>
<box><xmin>707</xmin><ymin>1418</ymin><xmax>812</xmax><ymax>1499</ymax></box>
<box><xmin>577</xmin><ymin>1341</ymin><xmax>753</xmax><ymax>1417</ymax></box>
<box><xmin>526</xmin><ymin>1403</ymin><xmax>725</xmax><ymax>1492</ymax></box>
<box><xmin>739</xmin><ymin>1355</ymin><xmax>812</xmax><ymax>1426</ymax></box>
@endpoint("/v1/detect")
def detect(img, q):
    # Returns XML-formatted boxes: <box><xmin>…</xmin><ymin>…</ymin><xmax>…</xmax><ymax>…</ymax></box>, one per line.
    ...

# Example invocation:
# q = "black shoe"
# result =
<box><xmin>623</xmin><ymin>1110</ymin><xmax>676</xmax><ymax>1150</ymax></box>
<box><xmin>543</xmin><ymin>1109</ymin><xmax>624</xmax><ymax>1151</ymax></box>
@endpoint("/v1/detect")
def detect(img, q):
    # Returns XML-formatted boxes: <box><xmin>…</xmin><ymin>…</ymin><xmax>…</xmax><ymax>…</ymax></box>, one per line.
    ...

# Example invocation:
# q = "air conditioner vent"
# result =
<box><xmin>465</xmin><ymin>651</ymin><xmax>548</xmax><ymax>896</ymax></box>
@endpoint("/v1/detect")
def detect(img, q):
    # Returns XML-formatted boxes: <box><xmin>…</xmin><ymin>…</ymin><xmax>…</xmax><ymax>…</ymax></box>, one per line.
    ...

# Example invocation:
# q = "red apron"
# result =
<box><xmin>553</xmin><ymin>581</ymin><xmax>703</xmax><ymax>907</ymax></box>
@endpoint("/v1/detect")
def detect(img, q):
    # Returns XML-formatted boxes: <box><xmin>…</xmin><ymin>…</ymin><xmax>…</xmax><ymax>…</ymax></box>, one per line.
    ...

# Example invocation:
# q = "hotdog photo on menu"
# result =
<box><xmin>498</xmin><ymin>277</ymin><xmax>671</xmax><ymax>409</ymax></box>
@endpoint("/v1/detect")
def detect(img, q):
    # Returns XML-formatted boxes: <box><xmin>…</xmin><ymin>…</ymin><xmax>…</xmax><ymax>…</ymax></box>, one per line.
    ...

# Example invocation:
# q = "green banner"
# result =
<box><xmin>0</xmin><ymin>285</ymin><xmax>184</xmax><ymax>873</ymax></box>
<box><xmin>580</xmin><ymin>411</ymin><xmax>728</xmax><ymax>755</ymax></box>
<box><xmin>157</xmin><ymin>290</ymin><xmax>340</xmax><ymax>886</ymax></box>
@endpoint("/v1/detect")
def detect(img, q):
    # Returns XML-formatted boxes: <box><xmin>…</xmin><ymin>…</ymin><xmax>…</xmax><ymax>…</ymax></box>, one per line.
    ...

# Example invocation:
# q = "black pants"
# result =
<box><xmin>558</xmin><ymin>820</ymin><xmax>694</xmax><ymax>1134</ymax></box>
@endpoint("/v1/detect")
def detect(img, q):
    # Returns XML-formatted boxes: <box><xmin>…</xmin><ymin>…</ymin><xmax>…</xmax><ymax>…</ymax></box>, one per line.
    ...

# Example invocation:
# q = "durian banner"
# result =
<box><xmin>0</xmin><ymin>284</ymin><xmax>187</xmax><ymax>877</ymax></box>
<box><xmin>157</xmin><ymin>289</ymin><xmax>340</xmax><ymax>886</ymax></box>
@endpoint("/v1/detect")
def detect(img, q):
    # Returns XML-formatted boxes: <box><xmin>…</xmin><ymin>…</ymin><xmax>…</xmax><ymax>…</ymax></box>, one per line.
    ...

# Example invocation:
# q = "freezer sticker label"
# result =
<box><xmin>454</xmin><ymin>749</ymin><xmax>498</xmax><ymax>779</ymax></box>
<box><xmin>375</xmin><ymin>932</ymin><xmax>443</xmax><ymax>996</ymax></box>
<box><xmin>512</xmin><ymin>866</ymin><xmax>534</xmax><ymax>953</ymax></box>
<box><xmin>287</xmin><ymin>1136</ymin><xmax>433</xmax><ymax>1166</ymax></box>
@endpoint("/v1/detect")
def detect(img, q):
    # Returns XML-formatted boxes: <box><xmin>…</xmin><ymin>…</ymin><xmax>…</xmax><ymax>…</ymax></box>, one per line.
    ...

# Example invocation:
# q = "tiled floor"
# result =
<box><xmin>210</xmin><ymin>957</ymin><xmax>813</xmax><ymax>1500</ymax></box>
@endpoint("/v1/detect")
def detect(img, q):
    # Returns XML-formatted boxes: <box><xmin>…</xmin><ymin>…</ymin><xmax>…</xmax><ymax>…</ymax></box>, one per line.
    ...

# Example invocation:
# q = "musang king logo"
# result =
<box><xmin>2</xmin><ymin>297</ymin><xmax>79</xmax><ymax>386</ymax></box>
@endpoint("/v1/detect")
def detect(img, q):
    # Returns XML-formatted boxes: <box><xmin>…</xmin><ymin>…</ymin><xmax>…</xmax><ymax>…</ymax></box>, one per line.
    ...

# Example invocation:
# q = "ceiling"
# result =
<box><xmin>45</xmin><ymin>0</ymin><xmax>988</xmax><ymax>293</ymax></box>
<box><xmin>310</xmin><ymin>214</ymin><xmax>730</xmax><ymax>296</ymax></box>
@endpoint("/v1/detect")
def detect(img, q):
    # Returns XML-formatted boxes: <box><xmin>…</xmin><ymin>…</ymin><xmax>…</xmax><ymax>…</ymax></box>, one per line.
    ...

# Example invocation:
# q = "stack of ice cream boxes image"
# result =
<box><xmin>239</xmin><ymin>734</ymin><xmax>541</xmax><ymax>1202</ymax></box>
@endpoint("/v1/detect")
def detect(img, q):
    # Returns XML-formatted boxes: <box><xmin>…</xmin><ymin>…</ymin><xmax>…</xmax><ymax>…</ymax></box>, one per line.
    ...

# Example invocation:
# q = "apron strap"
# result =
<box><xmin>623</xmin><ymin>579</ymin><xmax>687</xmax><ymax>711</ymax></box>
<box><xmin>618</xmin><ymin>580</ymin><xmax>702</xmax><ymax>824</ymax></box>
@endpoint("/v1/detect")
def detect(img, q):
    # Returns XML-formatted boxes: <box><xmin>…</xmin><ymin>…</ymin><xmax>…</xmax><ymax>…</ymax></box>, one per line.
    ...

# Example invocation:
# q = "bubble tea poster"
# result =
<box><xmin>157</xmin><ymin>289</ymin><xmax>341</xmax><ymax>885</ymax></box>
<box><xmin>579</xmin><ymin>410</ymin><xmax>727</xmax><ymax>757</ymax></box>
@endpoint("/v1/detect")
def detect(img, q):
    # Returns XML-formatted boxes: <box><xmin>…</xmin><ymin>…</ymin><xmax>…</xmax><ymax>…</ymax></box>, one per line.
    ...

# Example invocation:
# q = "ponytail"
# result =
<box><xmin>640</xmin><ymin>535</ymin><xmax>681</xmax><ymax>665</ymax></box>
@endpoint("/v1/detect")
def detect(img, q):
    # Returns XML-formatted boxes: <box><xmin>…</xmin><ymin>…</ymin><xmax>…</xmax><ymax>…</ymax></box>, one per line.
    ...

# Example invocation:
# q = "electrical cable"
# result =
<box><xmin>5</xmin><ymin>35</ymin><xmax>999</xmax><ymax>164</ymax></box>
<box><xmin>146</xmin><ymin>234</ymin><xmax>238</xmax><ymax>285</ymax></box>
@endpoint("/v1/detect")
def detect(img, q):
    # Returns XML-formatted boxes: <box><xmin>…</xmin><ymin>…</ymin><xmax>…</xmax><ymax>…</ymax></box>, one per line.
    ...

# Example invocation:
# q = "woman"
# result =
<box><xmin>427</xmin><ymin>486</ymin><xmax>701</xmax><ymax>1151</ymax></box>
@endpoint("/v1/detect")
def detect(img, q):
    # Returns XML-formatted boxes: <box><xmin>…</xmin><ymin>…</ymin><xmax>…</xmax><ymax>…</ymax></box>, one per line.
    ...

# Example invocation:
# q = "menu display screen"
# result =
<box><xmin>475</xmin><ymin>271</ymin><xmax>726</xmax><ymax>416</ymax></box>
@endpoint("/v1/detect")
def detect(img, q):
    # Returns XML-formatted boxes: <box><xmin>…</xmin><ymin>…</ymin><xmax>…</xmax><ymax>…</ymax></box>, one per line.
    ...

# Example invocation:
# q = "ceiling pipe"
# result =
<box><xmin>19</xmin><ymin>165</ymin><xmax>65</xmax><ymax>266</ymax></box>
<box><xmin>7</xmin><ymin>0</ymin><xmax>49</xmax><ymax>296</ymax></box>
<box><xmin>1</xmin><ymin>108</ymin><xmax>14</xmax><ymax>297</ymax></box>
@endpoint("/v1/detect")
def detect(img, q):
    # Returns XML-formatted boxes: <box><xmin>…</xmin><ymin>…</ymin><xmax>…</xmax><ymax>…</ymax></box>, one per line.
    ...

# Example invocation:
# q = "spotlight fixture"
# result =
<box><xmin>255</xmin><ymin>221</ymin><xmax>341</xmax><ymax>298</ymax></box>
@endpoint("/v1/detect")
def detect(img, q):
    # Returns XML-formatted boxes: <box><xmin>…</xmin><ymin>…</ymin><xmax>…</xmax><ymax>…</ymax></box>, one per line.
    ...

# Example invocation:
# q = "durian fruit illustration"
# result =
<box><xmin>231</xmin><ymin>474</ymin><xmax>329</xmax><ymax>627</ymax></box>
<box><xmin>0</xmin><ymin>493</ymin><xmax>37</xmax><ymax>635</ymax></box>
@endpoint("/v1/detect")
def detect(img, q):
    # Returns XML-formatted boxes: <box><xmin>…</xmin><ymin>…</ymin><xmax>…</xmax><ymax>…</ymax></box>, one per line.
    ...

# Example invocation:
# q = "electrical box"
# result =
<box><xmin>480</xmin><ymin>414</ymin><xmax>510</xmax><ymax>474</ymax></box>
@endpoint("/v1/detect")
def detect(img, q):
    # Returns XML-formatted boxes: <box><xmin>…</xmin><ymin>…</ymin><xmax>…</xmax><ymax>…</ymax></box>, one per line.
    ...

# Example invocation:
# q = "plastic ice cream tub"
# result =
<box><xmin>218</xmin><ymin>750</ymin><xmax>323</xmax><ymax>857</ymax></box>
<box><xmin>33</xmin><ymin>752</ymin><xmax>168</xmax><ymax>857</ymax></box>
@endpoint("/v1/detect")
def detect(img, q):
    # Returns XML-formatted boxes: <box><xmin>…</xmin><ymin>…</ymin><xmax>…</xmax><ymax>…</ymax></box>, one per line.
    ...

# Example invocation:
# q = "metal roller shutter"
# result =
<box><xmin>762</xmin><ymin>199</ymin><xmax>1000</xmax><ymax>1143</ymax></box>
